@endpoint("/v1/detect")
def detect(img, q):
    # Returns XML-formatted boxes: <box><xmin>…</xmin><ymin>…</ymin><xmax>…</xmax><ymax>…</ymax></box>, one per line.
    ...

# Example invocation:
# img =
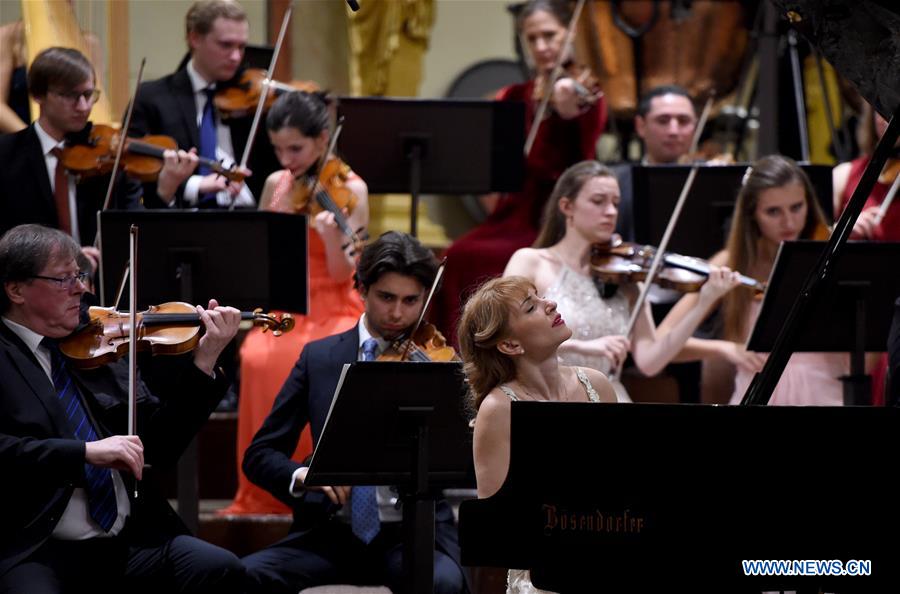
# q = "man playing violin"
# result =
<box><xmin>241</xmin><ymin>230</ymin><xmax>466</xmax><ymax>594</ymax></box>
<box><xmin>130</xmin><ymin>0</ymin><xmax>278</xmax><ymax>209</ymax></box>
<box><xmin>0</xmin><ymin>223</ymin><xmax>244</xmax><ymax>593</ymax></box>
<box><xmin>0</xmin><ymin>47</ymin><xmax>197</xmax><ymax>272</ymax></box>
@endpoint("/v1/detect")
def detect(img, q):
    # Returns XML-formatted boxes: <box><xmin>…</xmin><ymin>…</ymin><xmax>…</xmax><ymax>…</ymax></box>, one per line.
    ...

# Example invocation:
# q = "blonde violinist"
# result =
<box><xmin>225</xmin><ymin>90</ymin><xmax>368</xmax><ymax>515</ymax></box>
<box><xmin>504</xmin><ymin>160</ymin><xmax>742</xmax><ymax>402</ymax></box>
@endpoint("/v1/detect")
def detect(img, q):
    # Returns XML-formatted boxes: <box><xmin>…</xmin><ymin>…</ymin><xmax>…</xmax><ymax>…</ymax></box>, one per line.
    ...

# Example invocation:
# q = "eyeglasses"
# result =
<box><xmin>30</xmin><ymin>271</ymin><xmax>90</xmax><ymax>290</ymax></box>
<box><xmin>50</xmin><ymin>88</ymin><xmax>101</xmax><ymax>105</ymax></box>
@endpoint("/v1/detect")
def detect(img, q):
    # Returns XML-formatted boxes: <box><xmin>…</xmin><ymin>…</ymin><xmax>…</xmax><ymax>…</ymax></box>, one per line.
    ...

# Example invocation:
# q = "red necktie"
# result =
<box><xmin>51</xmin><ymin>147</ymin><xmax>72</xmax><ymax>234</ymax></box>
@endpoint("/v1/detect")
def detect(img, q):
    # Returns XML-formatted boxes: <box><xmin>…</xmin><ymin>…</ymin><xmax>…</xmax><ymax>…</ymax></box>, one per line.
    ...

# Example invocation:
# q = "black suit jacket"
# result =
<box><xmin>130</xmin><ymin>67</ymin><xmax>278</xmax><ymax>207</ymax></box>
<box><xmin>243</xmin><ymin>325</ymin><xmax>462</xmax><ymax>568</ymax></box>
<box><xmin>0</xmin><ymin>125</ymin><xmax>142</xmax><ymax>243</ymax></box>
<box><xmin>0</xmin><ymin>320</ymin><xmax>228</xmax><ymax>577</ymax></box>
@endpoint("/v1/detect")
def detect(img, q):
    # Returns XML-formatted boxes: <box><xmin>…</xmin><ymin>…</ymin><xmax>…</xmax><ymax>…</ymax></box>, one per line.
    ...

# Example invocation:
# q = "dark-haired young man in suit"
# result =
<box><xmin>0</xmin><ymin>224</ymin><xmax>244</xmax><ymax>593</ymax></box>
<box><xmin>242</xmin><ymin>231</ymin><xmax>466</xmax><ymax>594</ymax></box>
<box><xmin>0</xmin><ymin>47</ymin><xmax>197</xmax><ymax>271</ymax></box>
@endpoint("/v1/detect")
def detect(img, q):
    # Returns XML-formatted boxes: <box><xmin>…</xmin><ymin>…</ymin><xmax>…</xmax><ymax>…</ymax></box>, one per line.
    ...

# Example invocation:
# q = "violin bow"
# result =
<box><xmin>400</xmin><ymin>258</ymin><xmax>447</xmax><ymax>361</ymax></box>
<box><xmin>232</xmin><ymin>2</ymin><xmax>294</xmax><ymax>210</ymax></box>
<box><xmin>608</xmin><ymin>95</ymin><xmax>713</xmax><ymax>381</ymax></box>
<box><xmin>522</xmin><ymin>0</ymin><xmax>587</xmax><ymax>157</ymax></box>
<box><xmin>874</xmin><ymin>171</ymin><xmax>900</xmax><ymax>227</ymax></box>
<box><xmin>127</xmin><ymin>224</ymin><xmax>140</xmax><ymax>498</ymax></box>
<box><xmin>96</xmin><ymin>57</ymin><xmax>146</xmax><ymax>307</ymax></box>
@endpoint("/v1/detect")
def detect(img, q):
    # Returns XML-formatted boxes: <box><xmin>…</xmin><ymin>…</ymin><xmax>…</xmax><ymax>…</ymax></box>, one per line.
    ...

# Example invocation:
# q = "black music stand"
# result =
<box><xmin>99</xmin><ymin>210</ymin><xmax>308</xmax><ymax>312</ymax></box>
<box><xmin>625</xmin><ymin>163</ymin><xmax>833</xmax><ymax>257</ymax></box>
<box><xmin>305</xmin><ymin>361</ymin><xmax>473</xmax><ymax>594</ymax></box>
<box><xmin>746</xmin><ymin>241</ymin><xmax>900</xmax><ymax>405</ymax></box>
<box><xmin>336</xmin><ymin>97</ymin><xmax>524</xmax><ymax>237</ymax></box>
<box><xmin>99</xmin><ymin>210</ymin><xmax>309</xmax><ymax>530</ymax></box>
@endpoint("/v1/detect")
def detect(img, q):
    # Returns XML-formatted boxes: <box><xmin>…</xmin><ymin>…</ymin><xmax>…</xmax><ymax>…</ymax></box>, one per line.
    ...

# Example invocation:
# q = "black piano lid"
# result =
<box><xmin>772</xmin><ymin>0</ymin><xmax>900</xmax><ymax>118</ymax></box>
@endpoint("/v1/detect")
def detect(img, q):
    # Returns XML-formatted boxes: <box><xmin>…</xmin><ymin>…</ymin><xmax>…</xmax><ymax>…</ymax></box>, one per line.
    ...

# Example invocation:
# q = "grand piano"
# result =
<box><xmin>459</xmin><ymin>1</ymin><xmax>900</xmax><ymax>591</ymax></box>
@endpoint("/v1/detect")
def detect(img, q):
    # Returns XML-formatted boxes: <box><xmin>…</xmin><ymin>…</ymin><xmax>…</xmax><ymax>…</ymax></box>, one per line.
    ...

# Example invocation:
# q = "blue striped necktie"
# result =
<box><xmin>351</xmin><ymin>338</ymin><xmax>381</xmax><ymax>544</ymax></box>
<box><xmin>42</xmin><ymin>337</ymin><xmax>118</xmax><ymax>532</ymax></box>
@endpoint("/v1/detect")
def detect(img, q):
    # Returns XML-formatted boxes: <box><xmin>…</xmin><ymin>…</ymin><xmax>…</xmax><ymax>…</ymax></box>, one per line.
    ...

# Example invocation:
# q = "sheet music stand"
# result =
<box><xmin>99</xmin><ymin>210</ymin><xmax>308</xmax><ymax>313</ymax></box>
<box><xmin>336</xmin><ymin>97</ymin><xmax>524</xmax><ymax>237</ymax></box>
<box><xmin>746</xmin><ymin>241</ymin><xmax>900</xmax><ymax>405</ymax></box>
<box><xmin>628</xmin><ymin>164</ymin><xmax>833</xmax><ymax>257</ymax></box>
<box><xmin>305</xmin><ymin>361</ymin><xmax>473</xmax><ymax>594</ymax></box>
<box><xmin>99</xmin><ymin>210</ymin><xmax>309</xmax><ymax>529</ymax></box>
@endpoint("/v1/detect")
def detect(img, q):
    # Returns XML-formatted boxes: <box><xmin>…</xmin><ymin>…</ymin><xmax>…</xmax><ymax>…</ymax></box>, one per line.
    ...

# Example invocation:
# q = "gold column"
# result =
<box><xmin>347</xmin><ymin>0</ymin><xmax>449</xmax><ymax>247</ymax></box>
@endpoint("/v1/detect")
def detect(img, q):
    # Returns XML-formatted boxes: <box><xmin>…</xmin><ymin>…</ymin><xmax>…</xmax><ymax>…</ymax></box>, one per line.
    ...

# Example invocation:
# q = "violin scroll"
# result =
<box><xmin>251</xmin><ymin>308</ymin><xmax>294</xmax><ymax>336</ymax></box>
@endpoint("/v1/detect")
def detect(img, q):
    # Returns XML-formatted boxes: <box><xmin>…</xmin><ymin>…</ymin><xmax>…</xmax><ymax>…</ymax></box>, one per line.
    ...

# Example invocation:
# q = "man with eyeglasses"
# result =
<box><xmin>130</xmin><ymin>0</ymin><xmax>278</xmax><ymax>209</ymax></box>
<box><xmin>0</xmin><ymin>47</ymin><xmax>198</xmax><ymax>272</ymax></box>
<box><xmin>0</xmin><ymin>223</ymin><xmax>246</xmax><ymax>593</ymax></box>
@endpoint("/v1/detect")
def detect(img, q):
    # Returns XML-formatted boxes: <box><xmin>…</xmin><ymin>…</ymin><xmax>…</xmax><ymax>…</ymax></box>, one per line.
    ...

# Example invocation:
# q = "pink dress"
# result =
<box><xmin>729</xmin><ymin>301</ymin><xmax>848</xmax><ymax>406</ymax></box>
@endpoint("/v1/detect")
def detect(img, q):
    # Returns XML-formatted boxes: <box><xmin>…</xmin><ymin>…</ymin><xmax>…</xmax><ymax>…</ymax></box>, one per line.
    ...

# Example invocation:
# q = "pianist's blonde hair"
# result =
<box><xmin>458</xmin><ymin>276</ymin><xmax>535</xmax><ymax>410</ymax></box>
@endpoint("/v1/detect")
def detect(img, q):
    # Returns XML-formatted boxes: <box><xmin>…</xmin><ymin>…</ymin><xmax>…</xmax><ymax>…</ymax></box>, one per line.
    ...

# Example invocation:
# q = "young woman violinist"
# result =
<box><xmin>660</xmin><ymin>155</ymin><xmax>840</xmax><ymax>406</ymax></box>
<box><xmin>504</xmin><ymin>160</ymin><xmax>741</xmax><ymax>402</ymax></box>
<box><xmin>435</xmin><ymin>0</ymin><xmax>606</xmax><ymax>345</ymax></box>
<box><xmin>226</xmin><ymin>90</ymin><xmax>369</xmax><ymax>514</ymax></box>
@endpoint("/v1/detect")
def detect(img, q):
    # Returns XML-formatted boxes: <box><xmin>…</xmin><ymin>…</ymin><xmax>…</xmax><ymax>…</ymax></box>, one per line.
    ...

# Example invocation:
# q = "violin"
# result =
<box><xmin>290</xmin><ymin>123</ymin><xmax>367</xmax><ymax>251</ymax></box>
<box><xmin>533</xmin><ymin>60</ymin><xmax>603</xmax><ymax>113</ymax></box>
<box><xmin>377</xmin><ymin>322</ymin><xmax>459</xmax><ymax>362</ymax></box>
<box><xmin>60</xmin><ymin>301</ymin><xmax>294</xmax><ymax>369</ymax></box>
<box><xmin>590</xmin><ymin>237</ymin><xmax>765</xmax><ymax>293</ymax></box>
<box><xmin>61</xmin><ymin>123</ymin><xmax>246</xmax><ymax>183</ymax></box>
<box><xmin>215</xmin><ymin>68</ymin><xmax>320</xmax><ymax>119</ymax></box>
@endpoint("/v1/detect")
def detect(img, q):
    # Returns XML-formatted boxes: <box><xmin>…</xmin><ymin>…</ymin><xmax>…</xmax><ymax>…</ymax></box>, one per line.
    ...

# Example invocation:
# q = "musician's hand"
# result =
<box><xmin>197</xmin><ymin>172</ymin><xmax>229</xmax><ymax>195</ymax></box>
<box><xmin>224</xmin><ymin>166</ymin><xmax>252</xmax><ymax>198</ymax></box>
<box><xmin>721</xmin><ymin>341</ymin><xmax>766</xmax><ymax>374</ymax></box>
<box><xmin>850</xmin><ymin>205</ymin><xmax>881</xmax><ymax>240</ymax></box>
<box><xmin>551</xmin><ymin>77</ymin><xmax>583</xmax><ymax>120</ymax></box>
<box><xmin>85</xmin><ymin>435</ymin><xmax>145</xmax><ymax>480</ymax></box>
<box><xmin>575</xmin><ymin>335</ymin><xmax>630</xmax><ymax>370</ymax></box>
<box><xmin>697</xmin><ymin>265</ymin><xmax>742</xmax><ymax>307</ymax></box>
<box><xmin>292</xmin><ymin>467</ymin><xmax>350</xmax><ymax>506</ymax></box>
<box><xmin>80</xmin><ymin>246</ymin><xmax>100</xmax><ymax>275</ymax></box>
<box><xmin>193</xmin><ymin>298</ymin><xmax>241</xmax><ymax>376</ymax></box>
<box><xmin>158</xmin><ymin>149</ymin><xmax>199</xmax><ymax>204</ymax></box>
<box><xmin>313</xmin><ymin>209</ymin><xmax>345</xmax><ymax>241</ymax></box>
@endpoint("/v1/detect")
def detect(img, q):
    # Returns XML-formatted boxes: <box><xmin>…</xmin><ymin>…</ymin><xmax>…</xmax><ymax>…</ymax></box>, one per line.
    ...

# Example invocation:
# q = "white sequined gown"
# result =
<box><xmin>544</xmin><ymin>265</ymin><xmax>632</xmax><ymax>402</ymax></box>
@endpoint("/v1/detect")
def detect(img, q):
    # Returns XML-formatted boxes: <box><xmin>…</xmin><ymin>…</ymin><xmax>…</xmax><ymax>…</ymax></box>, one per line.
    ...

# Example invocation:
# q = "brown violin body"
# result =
<box><xmin>215</xmin><ymin>68</ymin><xmax>320</xmax><ymax>119</ymax></box>
<box><xmin>590</xmin><ymin>236</ymin><xmax>765</xmax><ymax>293</ymax></box>
<box><xmin>533</xmin><ymin>61</ymin><xmax>603</xmax><ymax>114</ymax></box>
<box><xmin>60</xmin><ymin>302</ymin><xmax>294</xmax><ymax>369</ymax></box>
<box><xmin>61</xmin><ymin>123</ymin><xmax>177</xmax><ymax>182</ymax></box>
<box><xmin>378</xmin><ymin>322</ymin><xmax>459</xmax><ymax>362</ymax></box>
<box><xmin>291</xmin><ymin>156</ymin><xmax>358</xmax><ymax>216</ymax></box>
<box><xmin>60</xmin><ymin>123</ymin><xmax>246</xmax><ymax>183</ymax></box>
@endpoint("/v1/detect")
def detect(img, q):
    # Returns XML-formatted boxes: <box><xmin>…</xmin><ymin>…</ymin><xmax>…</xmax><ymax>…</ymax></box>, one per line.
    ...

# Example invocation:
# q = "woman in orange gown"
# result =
<box><xmin>224</xmin><ymin>91</ymin><xmax>368</xmax><ymax>514</ymax></box>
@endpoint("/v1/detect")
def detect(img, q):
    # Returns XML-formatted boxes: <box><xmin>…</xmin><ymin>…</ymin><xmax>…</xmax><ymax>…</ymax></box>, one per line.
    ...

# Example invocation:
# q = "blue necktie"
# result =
<box><xmin>198</xmin><ymin>87</ymin><xmax>218</xmax><ymax>207</ymax></box>
<box><xmin>43</xmin><ymin>338</ymin><xmax>118</xmax><ymax>532</ymax></box>
<box><xmin>351</xmin><ymin>337</ymin><xmax>381</xmax><ymax>544</ymax></box>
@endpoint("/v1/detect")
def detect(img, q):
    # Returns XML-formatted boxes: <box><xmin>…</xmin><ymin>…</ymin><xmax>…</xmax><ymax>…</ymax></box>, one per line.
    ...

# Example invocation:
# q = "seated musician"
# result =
<box><xmin>0</xmin><ymin>47</ymin><xmax>198</xmax><ymax>271</ymax></box>
<box><xmin>457</xmin><ymin>275</ymin><xmax>616</xmax><ymax>593</ymax></box>
<box><xmin>504</xmin><ymin>160</ymin><xmax>742</xmax><ymax>402</ymax></box>
<box><xmin>614</xmin><ymin>84</ymin><xmax>698</xmax><ymax>242</ymax></box>
<box><xmin>660</xmin><ymin>155</ymin><xmax>841</xmax><ymax>405</ymax></box>
<box><xmin>0</xmin><ymin>224</ymin><xmax>244</xmax><ymax>593</ymax></box>
<box><xmin>130</xmin><ymin>0</ymin><xmax>279</xmax><ymax>209</ymax></box>
<box><xmin>241</xmin><ymin>231</ymin><xmax>465</xmax><ymax>594</ymax></box>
